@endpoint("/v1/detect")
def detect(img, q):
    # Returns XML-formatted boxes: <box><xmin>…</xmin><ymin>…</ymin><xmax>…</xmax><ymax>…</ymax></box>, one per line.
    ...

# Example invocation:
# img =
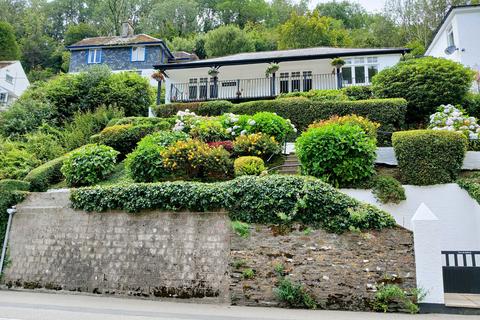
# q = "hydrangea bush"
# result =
<box><xmin>429</xmin><ymin>104</ymin><xmax>480</xmax><ymax>140</ymax></box>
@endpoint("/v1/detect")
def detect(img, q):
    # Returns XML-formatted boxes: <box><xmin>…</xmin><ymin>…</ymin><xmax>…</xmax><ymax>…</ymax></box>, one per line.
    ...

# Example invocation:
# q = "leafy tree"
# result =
<box><xmin>315</xmin><ymin>0</ymin><xmax>368</xmax><ymax>29</ymax></box>
<box><xmin>204</xmin><ymin>24</ymin><xmax>255</xmax><ymax>57</ymax></box>
<box><xmin>0</xmin><ymin>21</ymin><xmax>21</xmax><ymax>60</ymax></box>
<box><xmin>245</xmin><ymin>23</ymin><xmax>278</xmax><ymax>51</ymax></box>
<box><xmin>351</xmin><ymin>14</ymin><xmax>403</xmax><ymax>48</ymax></box>
<box><xmin>168</xmin><ymin>36</ymin><xmax>196</xmax><ymax>53</ymax></box>
<box><xmin>278</xmin><ymin>11</ymin><xmax>351</xmax><ymax>49</ymax></box>
<box><xmin>215</xmin><ymin>0</ymin><xmax>269</xmax><ymax>28</ymax></box>
<box><xmin>64</xmin><ymin>23</ymin><xmax>98</xmax><ymax>46</ymax></box>
<box><xmin>265</xmin><ymin>0</ymin><xmax>309</xmax><ymax>27</ymax></box>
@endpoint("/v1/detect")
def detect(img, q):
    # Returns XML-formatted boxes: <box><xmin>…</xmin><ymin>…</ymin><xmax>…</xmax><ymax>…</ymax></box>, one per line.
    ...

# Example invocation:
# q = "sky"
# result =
<box><xmin>306</xmin><ymin>0</ymin><xmax>386</xmax><ymax>12</ymax></box>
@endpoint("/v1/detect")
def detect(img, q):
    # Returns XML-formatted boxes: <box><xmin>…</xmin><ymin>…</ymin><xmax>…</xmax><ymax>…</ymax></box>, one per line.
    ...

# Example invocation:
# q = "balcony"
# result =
<box><xmin>168</xmin><ymin>73</ymin><xmax>345</xmax><ymax>103</ymax></box>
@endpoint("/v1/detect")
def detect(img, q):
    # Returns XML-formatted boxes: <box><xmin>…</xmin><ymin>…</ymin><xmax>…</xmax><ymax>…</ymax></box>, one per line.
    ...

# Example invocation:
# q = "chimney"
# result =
<box><xmin>121</xmin><ymin>21</ymin><xmax>134</xmax><ymax>37</ymax></box>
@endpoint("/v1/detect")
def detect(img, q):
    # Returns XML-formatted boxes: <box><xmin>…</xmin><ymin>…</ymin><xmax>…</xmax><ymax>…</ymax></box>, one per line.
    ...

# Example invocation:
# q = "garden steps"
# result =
<box><xmin>278</xmin><ymin>154</ymin><xmax>300</xmax><ymax>175</ymax></box>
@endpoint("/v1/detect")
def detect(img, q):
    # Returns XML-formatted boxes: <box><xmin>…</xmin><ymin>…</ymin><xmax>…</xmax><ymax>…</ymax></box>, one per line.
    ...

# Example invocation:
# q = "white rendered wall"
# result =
<box><xmin>0</xmin><ymin>61</ymin><xmax>30</xmax><ymax>104</ymax></box>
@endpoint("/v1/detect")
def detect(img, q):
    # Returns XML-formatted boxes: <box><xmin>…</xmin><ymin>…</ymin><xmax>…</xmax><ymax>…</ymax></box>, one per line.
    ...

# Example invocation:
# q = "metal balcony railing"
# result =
<box><xmin>169</xmin><ymin>73</ymin><xmax>340</xmax><ymax>103</ymax></box>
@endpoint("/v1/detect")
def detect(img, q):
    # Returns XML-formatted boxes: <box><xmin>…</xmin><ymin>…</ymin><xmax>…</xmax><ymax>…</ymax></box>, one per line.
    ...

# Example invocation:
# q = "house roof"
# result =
<box><xmin>426</xmin><ymin>4</ymin><xmax>480</xmax><ymax>54</ymax></box>
<box><xmin>0</xmin><ymin>61</ymin><xmax>15</xmax><ymax>69</ymax></box>
<box><xmin>67</xmin><ymin>34</ymin><xmax>174</xmax><ymax>58</ymax></box>
<box><xmin>155</xmin><ymin>46</ymin><xmax>409</xmax><ymax>70</ymax></box>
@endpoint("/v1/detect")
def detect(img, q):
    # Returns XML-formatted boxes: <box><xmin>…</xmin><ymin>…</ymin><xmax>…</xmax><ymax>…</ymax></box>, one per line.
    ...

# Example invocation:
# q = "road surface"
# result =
<box><xmin>0</xmin><ymin>290</ymin><xmax>475</xmax><ymax>320</ymax></box>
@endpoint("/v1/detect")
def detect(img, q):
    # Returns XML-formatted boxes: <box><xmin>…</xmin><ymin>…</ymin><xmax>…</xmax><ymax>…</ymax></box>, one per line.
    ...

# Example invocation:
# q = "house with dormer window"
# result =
<box><xmin>67</xmin><ymin>22</ymin><xmax>176</xmax><ymax>86</ymax></box>
<box><xmin>0</xmin><ymin>61</ymin><xmax>30</xmax><ymax>110</ymax></box>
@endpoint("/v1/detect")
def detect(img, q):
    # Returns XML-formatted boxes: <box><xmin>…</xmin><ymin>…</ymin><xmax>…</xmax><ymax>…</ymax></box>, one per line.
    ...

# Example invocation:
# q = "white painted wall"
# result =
<box><xmin>0</xmin><ymin>61</ymin><xmax>30</xmax><ymax>107</ymax></box>
<box><xmin>426</xmin><ymin>7</ymin><xmax>480</xmax><ymax>69</ymax></box>
<box><xmin>164</xmin><ymin>54</ymin><xmax>403</xmax><ymax>103</ymax></box>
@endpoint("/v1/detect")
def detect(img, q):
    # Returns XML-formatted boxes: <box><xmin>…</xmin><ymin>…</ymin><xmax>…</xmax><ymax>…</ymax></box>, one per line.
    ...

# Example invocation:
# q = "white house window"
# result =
<box><xmin>88</xmin><ymin>49</ymin><xmax>102</xmax><ymax>64</ymax></box>
<box><xmin>447</xmin><ymin>27</ymin><xmax>455</xmax><ymax>47</ymax></box>
<box><xmin>5</xmin><ymin>74</ymin><xmax>13</xmax><ymax>84</ymax></box>
<box><xmin>342</xmin><ymin>57</ymin><xmax>379</xmax><ymax>85</ymax></box>
<box><xmin>131</xmin><ymin>46</ymin><xmax>145</xmax><ymax>62</ymax></box>
<box><xmin>0</xmin><ymin>92</ymin><xmax>7</xmax><ymax>103</ymax></box>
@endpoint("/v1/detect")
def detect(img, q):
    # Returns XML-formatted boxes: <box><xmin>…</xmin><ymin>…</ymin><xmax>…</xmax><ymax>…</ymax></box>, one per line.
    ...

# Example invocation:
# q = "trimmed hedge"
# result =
<box><xmin>372</xmin><ymin>176</ymin><xmax>406</xmax><ymax>204</ymax></box>
<box><xmin>458</xmin><ymin>173</ymin><xmax>480</xmax><ymax>205</ymax></box>
<box><xmin>230</xmin><ymin>97</ymin><xmax>407</xmax><ymax>132</ymax></box>
<box><xmin>24</xmin><ymin>155</ymin><xmax>67</xmax><ymax>192</ymax></box>
<box><xmin>106</xmin><ymin>117</ymin><xmax>175</xmax><ymax>129</ymax></box>
<box><xmin>392</xmin><ymin>130</ymin><xmax>468</xmax><ymax>185</ymax></box>
<box><xmin>153</xmin><ymin>100</ymin><xmax>233</xmax><ymax>117</ymax></box>
<box><xmin>0</xmin><ymin>179</ymin><xmax>30</xmax><ymax>192</ymax></box>
<box><xmin>71</xmin><ymin>175</ymin><xmax>396</xmax><ymax>233</ymax></box>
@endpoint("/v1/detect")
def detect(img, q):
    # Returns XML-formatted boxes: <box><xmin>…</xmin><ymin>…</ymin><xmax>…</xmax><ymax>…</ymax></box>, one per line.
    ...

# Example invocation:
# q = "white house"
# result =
<box><xmin>155</xmin><ymin>46</ymin><xmax>409</xmax><ymax>104</ymax></box>
<box><xmin>0</xmin><ymin>61</ymin><xmax>30</xmax><ymax>110</ymax></box>
<box><xmin>425</xmin><ymin>4</ymin><xmax>480</xmax><ymax>91</ymax></box>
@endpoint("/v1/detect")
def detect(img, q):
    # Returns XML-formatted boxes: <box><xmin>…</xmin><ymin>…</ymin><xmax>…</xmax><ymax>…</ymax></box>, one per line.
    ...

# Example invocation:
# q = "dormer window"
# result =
<box><xmin>131</xmin><ymin>46</ymin><xmax>145</xmax><ymax>62</ymax></box>
<box><xmin>447</xmin><ymin>27</ymin><xmax>455</xmax><ymax>47</ymax></box>
<box><xmin>88</xmin><ymin>48</ymin><xmax>102</xmax><ymax>64</ymax></box>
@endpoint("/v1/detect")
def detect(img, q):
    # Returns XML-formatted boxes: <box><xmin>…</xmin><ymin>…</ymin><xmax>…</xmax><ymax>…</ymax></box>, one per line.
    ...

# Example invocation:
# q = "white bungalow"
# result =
<box><xmin>155</xmin><ymin>46</ymin><xmax>409</xmax><ymax>104</ymax></box>
<box><xmin>0</xmin><ymin>61</ymin><xmax>30</xmax><ymax>110</ymax></box>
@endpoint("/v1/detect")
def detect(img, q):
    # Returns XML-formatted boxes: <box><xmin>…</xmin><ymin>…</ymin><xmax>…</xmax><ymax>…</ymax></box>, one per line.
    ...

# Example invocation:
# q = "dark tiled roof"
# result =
<box><xmin>68</xmin><ymin>34</ymin><xmax>163</xmax><ymax>48</ymax></box>
<box><xmin>156</xmin><ymin>46</ymin><xmax>409</xmax><ymax>70</ymax></box>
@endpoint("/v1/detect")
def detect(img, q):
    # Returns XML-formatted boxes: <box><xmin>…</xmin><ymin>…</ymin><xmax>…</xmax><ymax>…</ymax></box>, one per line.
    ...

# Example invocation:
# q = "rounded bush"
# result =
<box><xmin>309</xmin><ymin>114</ymin><xmax>379</xmax><ymax>141</ymax></box>
<box><xmin>372</xmin><ymin>57</ymin><xmax>475</xmax><ymax>123</ymax></box>
<box><xmin>233</xmin><ymin>133</ymin><xmax>281</xmax><ymax>160</ymax></box>
<box><xmin>189</xmin><ymin>119</ymin><xmax>228</xmax><ymax>142</ymax></box>
<box><xmin>138</xmin><ymin>131</ymin><xmax>189</xmax><ymax>148</ymax></box>
<box><xmin>234</xmin><ymin>156</ymin><xmax>266</xmax><ymax>177</ymax></box>
<box><xmin>295</xmin><ymin>124</ymin><xmax>377</xmax><ymax>187</ymax></box>
<box><xmin>61</xmin><ymin>144</ymin><xmax>119</xmax><ymax>187</ymax></box>
<box><xmin>125</xmin><ymin>143</ymin><xmax>168</xmax><ymax>183</ymax></box>
<box><xmin>24</xmin><ymin>155</ymin><xmax>67</xmax><ymax>191</ymax></box>
<box><xmin>392</xmin><ymin>130</ymin><xmax>467</xmax><ymax>185</ymax></box>
<box><xmin>251</xmin><ymin>112</ymin><xmax>293</xmax><ymax>142</ymax></box>
<box><xmin>342</xmin><ymin>86</ymin><xmax>373</xmax><ymax>100</ymax></box>
<box><xmin>372</xmin><ymin>176</ymin><xmax>406</xmax><ymax>204</ymax></box>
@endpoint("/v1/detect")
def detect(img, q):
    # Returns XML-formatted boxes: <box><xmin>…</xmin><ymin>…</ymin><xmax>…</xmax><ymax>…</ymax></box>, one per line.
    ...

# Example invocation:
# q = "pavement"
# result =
<box><xmin>445</xmin><ymin>293</ymin><xmax>480</xmax><ymax>308</ymax></box>
<box><xmin>0</xmin><ymin>290</ymin><xmax>476</xmax><ymax>320</ymax></box>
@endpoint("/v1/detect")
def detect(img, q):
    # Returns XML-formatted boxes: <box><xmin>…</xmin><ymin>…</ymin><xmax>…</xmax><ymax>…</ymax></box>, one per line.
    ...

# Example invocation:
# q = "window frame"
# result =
<box><xmin>5</xmin><ymin>73</ymin><xmax>13</xmax><ymax>84</ymax></box>
<box><xmin>87</xmin><ymin>48</ymin><xmax>102</xmax><ymax>64</ymax></box>
<box><xmin>0</xmin><ymin>92</ymin><xmax>7</xmax><ymax>103</ymax></box>
<box><xmin>447</xmin><ymin>26</ymin><xmax>455</xmax><ymax>47</ymax></box>
<box><xmin>131</xmin><ymin>46</ymin><xmax>146</xmax><ymax>62</ymax></box>
<box><xmin>342</xmin><ymin>57</ymin><xmax>379</xmax><ymax>85</ymax></box>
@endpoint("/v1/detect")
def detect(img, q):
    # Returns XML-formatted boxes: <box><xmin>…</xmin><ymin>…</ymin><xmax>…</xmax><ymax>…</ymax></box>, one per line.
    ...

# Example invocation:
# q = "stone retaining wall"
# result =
<box><xmin>2</xmin><ymin>190</ymin><xmax>415</xmax><ymax>310</ymax></box>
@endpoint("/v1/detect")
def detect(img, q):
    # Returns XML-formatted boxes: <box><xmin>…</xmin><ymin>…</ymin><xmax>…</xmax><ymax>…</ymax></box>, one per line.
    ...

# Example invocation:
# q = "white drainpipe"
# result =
<box><xmin>0</xmin><ymin>207</ymin><xmax>16</xmax><ymax>275</ymax></box>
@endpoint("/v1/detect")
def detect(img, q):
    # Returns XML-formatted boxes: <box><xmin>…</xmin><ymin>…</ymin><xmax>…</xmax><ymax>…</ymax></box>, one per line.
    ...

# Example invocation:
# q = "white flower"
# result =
<box><xmin>446</xmin><ymin>119</ymin><xmax>454</xmax><ymax>126</ymax></box>
<box><xmin>233</xmin><ymin>125</ymin><xmax>240</xmax><ymax>130</ymax></box>
<box><xmin>240</xmin><ymin>130</ymin><xmax>247</xmax><ymax>135</ymax></box>
<box><xmin>231</xmin><ymin>131</ymin><xmax>236</xmax><ymax>136</ymax></box>
<box><xmin>470</xmin><ymin>133</ymin><xmax>479</xmax><ymax>140</ymax></box>
<box><xmin>226</xmin><ymin>128</ymin><xmax>232</xmax><ymax>133</ymax></box>
<box><xmin>248</xmin><ymin>119</ymin><xmax>256</xmax><ymax>126</ymax></box>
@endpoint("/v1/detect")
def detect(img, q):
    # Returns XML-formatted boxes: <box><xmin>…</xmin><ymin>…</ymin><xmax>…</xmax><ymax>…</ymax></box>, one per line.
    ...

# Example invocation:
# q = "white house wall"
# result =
<box><xmin>164</xmin><ymin>54</ymin><xmax>402</xmax><ymax>103</ymax></box>
<box><xmin>0</xmin><ymin>61</ymin><xmax>30</xmax><ymax>105</ymax></box>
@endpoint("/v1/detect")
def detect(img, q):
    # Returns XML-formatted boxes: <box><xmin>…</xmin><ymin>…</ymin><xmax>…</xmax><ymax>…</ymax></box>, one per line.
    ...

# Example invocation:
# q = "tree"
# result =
<box><xmin>0</xmin><ymin>21</ymin><xmax>21</xmax><ymax>60</ymax></box>
<box><xmin>350</xmin><ymin>14</ymin><xmax>403</xmax><ymax>48</ymax></box>
<box><xmin>215</xmin><ymin>0</ymin><xmax>269</xmax><ymax>28</ymax></box>
<box><xmin>169</xmin><ymin>37</ymin><xmax>196</xmax><ymax>53</ymax></box>
<box><xmin>265</xmin><ymin>0</ymin><xmax>309</xmax><ymax>27</ymax></box>
<box><xmin>244</xmin><ymin>23</ymin><xmax>278</xmax><ymax>51</ymax></box>
<box><xmin>315</xmin><ymin>0</ymin><xmax>368</xmax><ymax>29</ymax></box>
<box><xmin>277</xmin><ymin>11</ymin><xmax>351</xmax><ymax>49</ymax></box>
<box><xmin>204</xmin><ymin>24</ymin><xmax>255</xmax><ymax>57</ymax></box>
<box><xmin>64</xmin><ymin>23</ymin><xmax>98</xmax><ymax>46</ymax></box>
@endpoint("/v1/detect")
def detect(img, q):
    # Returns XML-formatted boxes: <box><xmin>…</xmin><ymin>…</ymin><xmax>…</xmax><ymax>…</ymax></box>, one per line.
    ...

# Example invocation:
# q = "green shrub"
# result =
<box><xmin>24</xmin><ymin>131</ymin><xmax>65</xmax><ymax>163</ymax></box>
<box><xmin>274</xmin><ymin>278</ymin><xmax>317</xmax><ymax>309</ymax></box>
<box><xmin>61</xmin><ymin>106</ymin><xmax>124</xmax><ymax>151</ymax></box>
<box><xmin>231</xmin><ymin>220</ymin><xmax>250</xmax><ymax>238</ymax></box>
<box><xmin>189</xmin><ymin>119</ymin><xmax>228</xmax><ymax>142</ymax></box>
<box><xmin>278</xmin><ymin>89</ymin><xmax>348</xmax><ymax>101</ymax></box>
<box><xmin>308</xmin><ymin>114</ymin><xmax>379</xmax><ymax>140</ymax></box>
<box><xmin>0</xmin><ymin>179</ymin><xmax>30</xmax><ymax>192</ymax></box>
<box><xmin>233</xmin><ymin>133</ymin><xmax>281</xmax><ymax>160</ymax></box>
<box><xmin>342</xmin><ymin>85</ymin><xmax>373</xmax><ymax>100</ymax></box>
<box><xmin>372</xmin><ymin>57</ymin><xmax>475</xmax><ymax>123</ymax></box>
<box><xmin>92</xmin><ymin>124</ymin><xmax>158</xmax><ymax>157</ymax></box>
<box><xmin>251</xmin><ymin>112</ymin><xmax>293</xmax><ymax>142</ymax></box>
<box><xmin>0</xmin><ymin>140</ymin><xmax>40</xmax><ymax>180</ymax></box>
<box><xmin>138</xmin><ymin>131</ymin><xmax>190</xmax><ymax>148</ymax></box>
<box><xmin>0</xmin><ymin>188</ymin><xmax>27</xmax><ymax>253</ymax></box>
<box><xmin>458</xmin><ymin>173</ymin><xmax>480</xmax><ymax>204</ymax></box>
<box><xmin>106</xmin><ymin>72</ymin><xmax>154</xmax><ymax>116</ymax></box>
<box><xmin>295</xmin><ymin>124</ymin><xmax>376</xmax><ymax>187</ymax></box>
<box><xmin>107</xmin><ymin>117</ymin><xmax>174</xmax><ymax>129</ymax></box>
<box><xmin>71</xmin><ymin>175</ymin><xmax>396</xmax><ymax>233</ymax></box>
<box><xmin>373</xmin><ymin>284</ymin><xmax>423</xmax><ymax>314</ymax></box>
<box><xmin>162</xmin><ymin>139</ymin><xmax>233</xmax><ymax>180</ymax></box>
<box><xmin>242</xmin><ymin>268</ymin><xmax>255</xmax><ymax>279</ymax></box>
<box><xmin>231</xmin><ymin>97</ymin><xmax>407</xmax><ymax>132</ymax></box>
<box><xmin>24</xmin><ymin>155</ymin><xmax>67</xmax><ymax>192</ymax></box>
<box><xmin>372</xmin><ymin>176</ymin><xmax>406</xmax><ymax>204</ymax></box>
<box><xmin>463</xmin><ymin>93</ymin><xmax>480</xmax><ymax>119</ymax></box>
<box><xmin>392</xmin><ymin>130</ymin><xmax>467</xmax><ymax>185</ymax></box>
<box><xmin>61</xmin><ymin>144</ymin><xmax>119</xmax><ymax>187</ymax></box>
<box><xmin>153</xmin><ymin>100</ymin><xmax>233</xmax><ymax>117</ymax></box>
<box><xmin>125</xmin><ymin>144</ymin><xmax>168</xmax><ymax>183</ymax></box>
<box><xmin>234</xmin><ymin>156</ymin><xmax>266</xmax><ymax>177</ymax></box>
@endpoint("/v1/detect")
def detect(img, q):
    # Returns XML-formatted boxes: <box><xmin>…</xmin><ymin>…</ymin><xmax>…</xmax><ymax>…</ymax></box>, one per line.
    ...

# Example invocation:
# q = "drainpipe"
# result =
<box><xmin>0</xmin><ymin>207</ymin><xmax>16</xmax><ymax>275</ymax></box>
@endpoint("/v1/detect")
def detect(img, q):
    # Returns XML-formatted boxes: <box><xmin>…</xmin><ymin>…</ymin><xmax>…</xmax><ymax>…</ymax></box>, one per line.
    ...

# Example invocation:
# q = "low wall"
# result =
<box><xmin>2</xmin><ymin>190</ymin><xmax>230</xmax><ymax>302</ymax></box>
<box><xmin>2</xmin><ymin>190</ymin><xmax>416</xmax><ymax>310</ymax></box>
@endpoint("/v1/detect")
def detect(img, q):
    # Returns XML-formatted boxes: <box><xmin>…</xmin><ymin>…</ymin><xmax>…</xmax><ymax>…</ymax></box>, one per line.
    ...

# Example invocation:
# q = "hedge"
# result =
<box><xmin>0</xmin><ymin>179</ymin><xmax>30</xmax><ymax>192</ymax></box>
<box><xmin>71</xmin><ymin>175</ymin><xmax>395</xmax><ymax>233</ymax></box>
<box><xmin>0</xmin><ymin>185</ymin><xmax>28</xmax><ymax>253</ymax></box>
<box><xmin>153</xmin><ymin>100</ymin><xmax>233</xmax><ymax>117</ymax></box>
<box><xmin>458</xmin><ymin>173</ymin><xmax>480</xmax><ymax>205</ymax></box>
<box><xmin>392</xmin><ymin>130</ymin><xmax>468</xmax><ymax>185</ymax></box>
<box><xmin>106</xmin><ymin>117</ymin><xmax>175</xmax><ymax>129</ymax></box>
<box><xmin>24</xmin><ymin>156</ymin><xmax>67</xmax><ymax>192</ymax></box>
<box><xmin>230</xmin><ymin>97</ymin><xmax>407</xmax><ymax>132</ymax></box>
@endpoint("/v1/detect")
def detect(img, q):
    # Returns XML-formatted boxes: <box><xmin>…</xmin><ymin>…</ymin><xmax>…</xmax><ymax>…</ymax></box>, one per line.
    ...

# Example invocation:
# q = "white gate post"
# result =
<box><xmin>411</xmin><ymin>203</ymin><xmax>445</xmax><ymax>304</ymax></box>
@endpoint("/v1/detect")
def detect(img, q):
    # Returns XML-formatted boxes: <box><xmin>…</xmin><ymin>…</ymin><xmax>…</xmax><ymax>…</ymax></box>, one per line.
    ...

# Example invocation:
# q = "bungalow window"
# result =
<box><xmin>88</xmin><ymin>48</ymin><xmax>102</xmax><ymax>64</ymax></box>
<box><xmin>303</xmin><ymin>71</ymin><xmax>312</xmax><ymax>92</ymax></box>
<box><xmin>447</xmin><ymin>27</ymin><xmax>455</xmax><ymax>47</ymax></box>
<box><xmin>131</xmin><ymin>46</ymin><xmax>146</xmax><ymax>62</ymax></box>
<box><xmin>189</xmin><ymin>78</ymin><xmax>198</xmax><ymax>100</ymax></box>
<box><xmin>280</xmin><ymin>73</ymin><xmax>289</xmax><ymax>93</ymax></box>
<box><xmin>341</xmin><ymin>57</ymin><xmax>378</xmax><ymax>85</ymax></box>
<box><xmin>291</xmin><ymin>72</ymin><xmax>301</xmax><ymax>92</ymax></box>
